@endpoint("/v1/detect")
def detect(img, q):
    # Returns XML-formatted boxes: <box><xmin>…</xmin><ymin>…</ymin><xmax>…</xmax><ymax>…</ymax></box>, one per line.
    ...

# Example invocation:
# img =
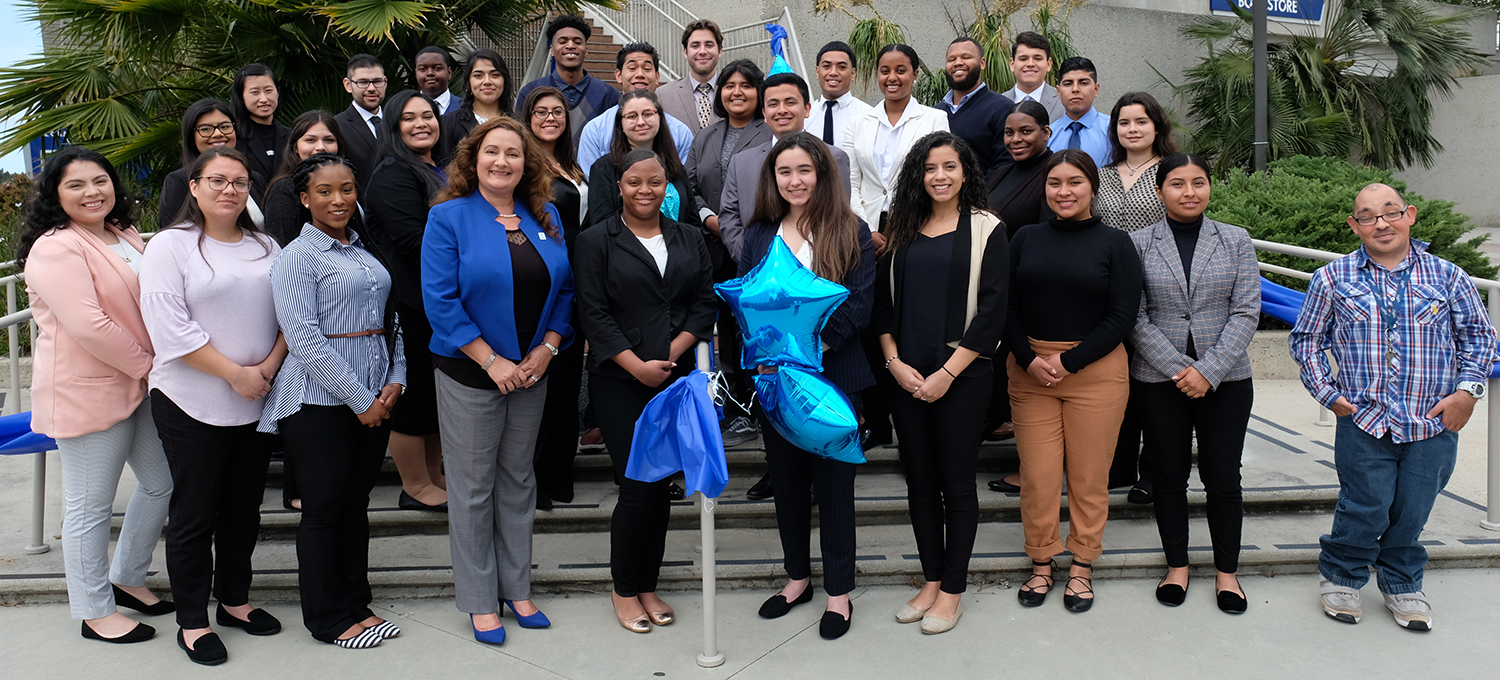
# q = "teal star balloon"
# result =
<box><xmin>714</xmin><ymin>236</ymin><xmax>848</xmax><ymax>370</ymax></box>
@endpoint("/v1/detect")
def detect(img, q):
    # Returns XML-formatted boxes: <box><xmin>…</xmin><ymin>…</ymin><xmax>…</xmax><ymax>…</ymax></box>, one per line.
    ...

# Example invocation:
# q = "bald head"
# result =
<box><xmin>1347</xmin><ymin>182</ymin><xmax>1415</xmax><ymax>267</ymax></box>
<box><xmin>1352</xmin><ymin>183</ymin><xmax>1405</xmax><ymax>218</ymax></box>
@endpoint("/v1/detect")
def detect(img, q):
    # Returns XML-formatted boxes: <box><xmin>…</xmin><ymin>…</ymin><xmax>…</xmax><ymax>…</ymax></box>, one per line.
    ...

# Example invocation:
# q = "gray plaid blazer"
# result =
<box><xmin>1128</xmin><ymin>217</ymin><xmax>1261</xmax><ymax>386</ymax></box>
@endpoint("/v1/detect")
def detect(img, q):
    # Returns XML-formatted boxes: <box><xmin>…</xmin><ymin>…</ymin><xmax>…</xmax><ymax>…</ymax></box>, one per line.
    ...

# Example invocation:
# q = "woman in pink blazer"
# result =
<box><xmin>21</xmin><ymin>146</ymin><xmax>174</xmax><ymax>644</ymax></box>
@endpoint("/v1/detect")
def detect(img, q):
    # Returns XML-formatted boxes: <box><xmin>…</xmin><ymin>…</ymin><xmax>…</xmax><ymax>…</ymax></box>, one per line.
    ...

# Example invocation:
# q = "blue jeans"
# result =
<box><xmin>1319</xmin><ymin>416</ymin><xmax>1457</xmax><ymax>594</ymax></box>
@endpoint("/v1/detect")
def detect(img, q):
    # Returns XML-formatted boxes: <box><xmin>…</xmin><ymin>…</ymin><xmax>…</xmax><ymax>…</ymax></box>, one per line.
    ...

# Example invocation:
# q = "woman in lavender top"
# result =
<box><xmin>139</xmin><ymin>146</ymin><xmax>287</xmax><ymax>665</ymax></box>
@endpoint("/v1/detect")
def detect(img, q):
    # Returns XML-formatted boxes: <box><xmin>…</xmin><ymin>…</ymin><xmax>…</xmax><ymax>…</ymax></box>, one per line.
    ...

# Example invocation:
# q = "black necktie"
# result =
<box><xmin>822</xmin><ymin>100</ymin><xmax>836</xmax><ymax>146</ymax></box>
<box><xmin>370</xmin><ymin>115</ymin><xmax>381</xmax><ymax>138</ymax></box>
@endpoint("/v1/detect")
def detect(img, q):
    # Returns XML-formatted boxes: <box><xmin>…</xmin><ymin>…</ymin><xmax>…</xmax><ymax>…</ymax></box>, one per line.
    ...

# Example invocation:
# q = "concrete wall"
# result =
<box><xmin>1395</xmin><ymin>73</ymin><xmax>1500</xmax><ymax>227</ymax></box>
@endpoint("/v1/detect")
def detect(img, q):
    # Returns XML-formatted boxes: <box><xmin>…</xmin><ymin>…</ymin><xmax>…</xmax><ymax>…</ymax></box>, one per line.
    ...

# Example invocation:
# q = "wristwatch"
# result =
<box><xmin>1457</xmin><ymin>381</ymin><xmax>1486</xmax><ymax>399</ymax></box>
<box><xmin>542</xmin><ymin>341</ymin><xmax>560</xmax><ymax>357</ymax></box>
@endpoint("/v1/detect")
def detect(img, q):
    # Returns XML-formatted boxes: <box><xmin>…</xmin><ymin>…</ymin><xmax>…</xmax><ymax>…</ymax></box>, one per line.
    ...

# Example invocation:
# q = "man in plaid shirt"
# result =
<box><xmin>1290</xmin><ymin>183</ymin><xmax>1497</xmax><ymax>632</ymax></box>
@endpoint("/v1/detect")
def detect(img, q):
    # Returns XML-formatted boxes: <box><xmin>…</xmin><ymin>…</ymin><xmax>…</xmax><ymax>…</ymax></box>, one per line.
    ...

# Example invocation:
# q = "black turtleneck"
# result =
<box><xmin>1168</xmin><ymin>214</ymin><xmax>1204</xmax><ymax>358</ymax></box>
<box><xmin>986</xmin><ymin>148</ymin><xmax>1055</xmax><ymax>238</ymax></box>
<box><xmin>1006</xmin><ymin>215</ymin><xmax>1144</xmax><ymax>373</ymax></box>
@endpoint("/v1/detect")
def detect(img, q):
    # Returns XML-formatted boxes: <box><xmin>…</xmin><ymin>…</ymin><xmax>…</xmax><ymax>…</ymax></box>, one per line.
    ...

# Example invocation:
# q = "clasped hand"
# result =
<box><xmin>1027</xmin><ymin>354</ymin><xmax>1071</xmax><ymax>387</ymax></box>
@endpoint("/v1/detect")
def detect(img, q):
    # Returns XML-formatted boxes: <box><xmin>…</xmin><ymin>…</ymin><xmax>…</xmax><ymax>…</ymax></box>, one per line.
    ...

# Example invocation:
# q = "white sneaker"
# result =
<box><xmin>1382</xmin><ymin>591</ymin><xmax>1432</xmax><ymax>631</ymax></box>
<box><xmin>1319</xmin><ymin>579</ymin><xmax>1361</xmax><ymax>624</ymax></box>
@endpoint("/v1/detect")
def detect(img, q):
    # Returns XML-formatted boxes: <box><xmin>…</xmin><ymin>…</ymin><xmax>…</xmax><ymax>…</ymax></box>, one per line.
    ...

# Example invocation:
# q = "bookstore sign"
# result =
<box><xmin>1209</xmin><ymin>0</ymin><xmax>1326</xmax><ymax>24</ymax></box>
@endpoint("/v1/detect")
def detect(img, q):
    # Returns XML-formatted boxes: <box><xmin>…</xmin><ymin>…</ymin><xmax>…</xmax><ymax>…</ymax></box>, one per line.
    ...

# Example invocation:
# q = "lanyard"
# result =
<box><xmin>1362</xmin><ymin>263</ymin><xmax>1412</xmax><ymax>364</ymax></box>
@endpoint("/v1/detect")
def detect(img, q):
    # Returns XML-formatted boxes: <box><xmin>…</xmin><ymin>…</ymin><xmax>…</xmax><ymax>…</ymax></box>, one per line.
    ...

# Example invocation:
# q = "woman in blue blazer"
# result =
<box><xmin>422</xmin><ymin>117</ymin><xmax>574</xmax><ymax>645</ymax></box>
<box><xmin>740</xmin><ymin>133</ymin><xmax>875</xmax><ymax>641</ymax></box>
<box><xmin>1130</xmin><ymin>153</ymin><xmax>1259</xmax><ymax>614</ymax></box>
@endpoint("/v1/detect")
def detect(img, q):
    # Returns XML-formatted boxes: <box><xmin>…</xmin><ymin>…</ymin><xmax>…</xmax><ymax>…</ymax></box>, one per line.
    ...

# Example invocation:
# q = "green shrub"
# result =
<box><xmin>1206</xmin><ymin>156</ymin><xmax>1496</xmax><ymax>290</ymax></box>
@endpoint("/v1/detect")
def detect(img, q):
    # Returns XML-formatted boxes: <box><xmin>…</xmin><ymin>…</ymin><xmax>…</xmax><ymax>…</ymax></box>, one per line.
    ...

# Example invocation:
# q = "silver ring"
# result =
<box><xmin>528</xmin><ymin>375</ymin><xmax>538</xmax><ymax>382</ymax></box>
<box><xmin>1046</xmin><ymin>382</ymin><xmax>1053</xmax><ymax>387</ymax></box>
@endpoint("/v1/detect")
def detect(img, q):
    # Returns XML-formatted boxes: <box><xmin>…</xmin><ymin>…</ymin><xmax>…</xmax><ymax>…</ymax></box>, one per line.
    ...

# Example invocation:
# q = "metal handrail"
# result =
<box><xmin>1253</xmin><ymin>240</ymin><xmax>1500</xmax><ymax>531</ymax></box>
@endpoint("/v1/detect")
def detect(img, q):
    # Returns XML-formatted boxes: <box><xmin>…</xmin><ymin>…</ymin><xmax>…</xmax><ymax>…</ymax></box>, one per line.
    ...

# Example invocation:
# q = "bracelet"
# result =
<box><xmin>884</xmin><ymin>356</ymin><xmax>900</xmax><ymax>370</ymax></box>
<box><xmin>942</xmin><ymin>366</ymin><xmax>957</xmax><ymax>378</ymax></box>
<box><xmin>481</xmin><ymin>352</ymin><xmax>498</xmax><ymax>370</ymax></box>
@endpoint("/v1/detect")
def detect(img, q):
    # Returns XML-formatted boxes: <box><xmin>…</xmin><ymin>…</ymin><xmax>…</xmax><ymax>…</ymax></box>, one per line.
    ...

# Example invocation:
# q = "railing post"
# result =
<box><xmin>1483</xmin><ymin>287</ymin><xmax>1500</xmax><ymax>531</ymax></box>
<box><xmin>7</xmin><ymin>279</ymin><xmax>18</xmax><ymax>416</ymax></box>
<box><xmin>8</xmin><ymin>279</ymin><xmax>48</xmax><ymax>554</ymax></box>
<box><xmin>1315</xmin><ymin>404</ymin><xmax>1333</xmax><ymax>428</ymax></box>
<box><xmin>695</xmin><ymin>340</ymin><xmax>724</xmax><ymax>667</ymax></box>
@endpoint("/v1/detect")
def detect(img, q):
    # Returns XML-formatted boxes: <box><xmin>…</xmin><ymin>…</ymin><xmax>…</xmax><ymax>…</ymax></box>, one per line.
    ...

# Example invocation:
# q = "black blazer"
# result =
<box><xmin>436</xmin><ymin>105</ymin><xmax>491</xmax><ymax>161</ymax></box>
<box><xmin>873</xmin><ymin>210</ymin><xmax>1009</xmax><ymax>378</ymax></box>
<box><xmin>362</xmin><ymin>156</ymin><xmax>437</xmax><ymax>311</ymax></box>
<box><xmin>157</xmin><ymin>167</ymin><xmax>266</xmax><ymax>228</ymax></box>
<box><xmin>586</xmin><ymin>155</ymin><xmax>703</xmax><ymax>232</ymax></box>
<box><xmin>687</xmin><ymin>119</ymin><xmax>770</xmax><ymax>270</ymax></box>
<box><xmin>335</xmin><ymin>103</ymin><xmax>382</xmax><ymax>188</ymax></box>
<box><xmin>738</xmin><ymin>219</ymin><xmax>877</xmax><ymax>395</ymax></box>
<box><xmin>239</xmin><ymin>122</ymin><xmax>291</xmax><ymax>188</ymax></box>
<box><xmin>574</xmin><ymin>214</ymin><xmax>717</xmax><ymax>380</ymax></box>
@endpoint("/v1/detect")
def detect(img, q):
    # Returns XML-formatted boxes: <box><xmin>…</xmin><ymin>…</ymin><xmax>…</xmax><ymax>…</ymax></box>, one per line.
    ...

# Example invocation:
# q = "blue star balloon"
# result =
<box><xmin>754</xmin><ymin>366</ymin><xmax>865</xmax><ymax>464</ymax></box>
<box><xmin>715</xmin><ymin>236</ymin><xmax>849</xmax><ymax>370</ymax></box>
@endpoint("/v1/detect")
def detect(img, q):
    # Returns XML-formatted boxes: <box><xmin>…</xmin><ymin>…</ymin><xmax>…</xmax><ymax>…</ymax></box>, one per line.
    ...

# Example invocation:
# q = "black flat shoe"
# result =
<box><xmin>860</xmin><ymin>428</ymin><xmax>892</xmax><ymax>451</ymax></box>
<box><xmin>81</xmin><ymin>620</ymin><xmax>155</xmax><ymax>644</ymax></box>
<box><xmin>667</xmin><ymin>481</ymin><xmax>686</xmax><ymax>501</ymax></box>
<box><xmin>1017</xmin><ymin>559</ymin><xmax>1054</xmax><ymax>607</ymax></box>
<box><xmin>1217</xmin><ymin>578</ymin><xmax>1248</xmax><ymax>614</ymax></box>
<box><xmin>1156</xmin><ymin>579</ymin><xmax>1187</xmax><ymax>607</ymax></box>
<box><xmin>536</xmin><ymin>494</ymin><xmax>553</xmax><ymax>511</ymax></box>
<box><xmin>177</xmin><ymin>629</ymin><xmax>228</xmax><ymax>666</ymax></box>
<box><xmin>988</xmin><ymin>477</ymin><xmax>1021</xmax><ymax>493</ymax></box>
<box><xmin>758</xmin><ymin>586</ymin><xmax>814</xmax><ymax>619</ymax></box>
<box><xmin>398</xmin><ymin>490</ymin><xmax>448</xmax><ymax>512</ymax></box>
<box><xmin>746</xmin><ymin>473</ymin><xmax>774</xmax><ymax>500</ymax></box>
<box><xmin>1063</xmin><ymin>560</ymin><xmax>1095</xmax><ymax>613</ymax></box>
<box><xmin>818</xmin><ymin>602</ymin><xmax>853</xmax><ymax>640</ymax></box>
<box><xmin>216</xmin><ymin>603</ymin><xmax>282</xmax><ymax>635</ymax></box>
<box><xmin>111</xmin><ymin>584</ymin><xmax>174</xmax><ymax>616</ymax></box>
<box><xmin>1127</xmin><ymin>484</ymin><xmax>1153</xmax><ymax>505</ymax></box>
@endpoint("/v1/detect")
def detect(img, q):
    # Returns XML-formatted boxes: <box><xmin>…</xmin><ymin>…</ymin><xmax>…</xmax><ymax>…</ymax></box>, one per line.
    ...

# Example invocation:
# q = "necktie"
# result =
<box><xmin>370</xmin><ymin>115</ymin><xmax>382</xmax><ymax>138</ymax></box>
<box><xmin>1066</xmin><ymin>121</ymin><xmax>1083</xmax><ymax>150</ymax></box>
<box><xmin>695</xmin><ymin>82</ymin><xmax>713</xmax><ymax>129</ymax></box>
<box><xmin>823</xmin><ymin>100</ymin><xmax>836</xmax><ymax>145</ymax></box>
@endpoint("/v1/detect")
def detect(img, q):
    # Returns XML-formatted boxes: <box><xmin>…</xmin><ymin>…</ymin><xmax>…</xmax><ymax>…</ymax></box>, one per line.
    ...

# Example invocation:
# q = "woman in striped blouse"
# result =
<box><xmin>259</xmin><ymin>153</ymin><xmax>406</xmax><ymax>649</ymax></box>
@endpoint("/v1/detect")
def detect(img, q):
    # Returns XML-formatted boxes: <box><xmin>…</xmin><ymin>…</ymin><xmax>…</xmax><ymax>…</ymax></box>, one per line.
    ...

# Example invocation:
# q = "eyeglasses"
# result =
<box><xmin>532</xmin><ymin>108</ymin><xmax>568</xmax><ymax>121</ymax></box>
<box><xmin>194</xmin><ymin>176</ymin><xmax>250</xmax><ymax>193</ymax></box>
<box><xmin>349</xmin><ymin>78</ymin><xmax>388</xmax><ymax>89</ymax></box>
<box><xmin>194</xmin><ymin>122</ymin><xmax>235</xmax><ymax>138</ymax></box>
<box><xmin>1352</xmin><ymin>207</ymin><xmax>1409</xmax><ymax>227</ymax></box>
<box><xmin>621</xmin><ymin>110</ymin><xmax>658</xmax><ymax>124</ymax></box>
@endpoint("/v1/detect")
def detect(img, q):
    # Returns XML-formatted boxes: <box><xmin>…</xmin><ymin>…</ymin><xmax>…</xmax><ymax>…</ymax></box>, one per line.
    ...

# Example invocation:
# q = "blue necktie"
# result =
<box><xmin>1066</xmin><ymin>121</ymin><xmax>1083</xmax><ymax>150</ymax></box>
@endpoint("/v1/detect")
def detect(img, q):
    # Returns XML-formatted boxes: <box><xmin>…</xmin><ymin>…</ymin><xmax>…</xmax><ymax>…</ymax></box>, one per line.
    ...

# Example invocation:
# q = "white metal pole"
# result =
<box><xmin>694</xmin><ymin>340</ymin><xmax>724</xmax><ymax>667</ymax></box>
<box><xmin>1483</xmin><ymin>289</ymin><xmax>1500</xmax><ymax>531</ymax></box>
<box><xmin>26</xmin><ymin>451</ymin><xmax>48</xmax><ymax>554</ymax></box>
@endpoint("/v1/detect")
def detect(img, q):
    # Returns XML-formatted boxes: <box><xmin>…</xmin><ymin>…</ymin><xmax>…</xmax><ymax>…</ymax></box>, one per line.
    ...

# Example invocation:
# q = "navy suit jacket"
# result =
<box><xmin>737</xmin><ymin>219</ymin><xmax>876</xmax><ymax>395</ymax></box>
<box><xmin>422</xmin><ymin>192</ymin><xmax>575</xmax><ymax>361</ymax></box>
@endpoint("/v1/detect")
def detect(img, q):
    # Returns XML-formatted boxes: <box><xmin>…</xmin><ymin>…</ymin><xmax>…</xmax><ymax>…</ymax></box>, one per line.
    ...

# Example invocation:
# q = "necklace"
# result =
<box><xmin>1123</xmin><ymin>155</ymin><xmax>1158</xmax><ymax>178</ymax></box>
<box><xmin>497</xmin><ymin>212</ymin><xmax>519</xmax><ymax>219</ymax></box>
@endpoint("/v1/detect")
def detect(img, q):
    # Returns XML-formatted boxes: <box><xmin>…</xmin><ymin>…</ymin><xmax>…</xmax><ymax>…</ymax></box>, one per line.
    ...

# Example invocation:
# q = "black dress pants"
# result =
<box><xmin>887</xmin><ymin>374</ymin><xmax>990</xmax><ymax>594</ymax></box>
<box><xmin>151</xmin><ymin>390</ymin><xmax>272</xmax><ymax>630</ymax></box>
<box><xmin>1109</xmin><ymin>344</ymin><xmax>1153</xmax><ymax>489</ymax></box>
<box><xmin>278</xmin><ymin>404</ymin><xmax>389</xmax><ymax>642</ymax></box>
<box><xmin>592</xmin><ymin>371</ymin><xmax>678</xmax><ymax>597</ymax></box>
<box><xmin>534</xmin><ymin>320</ymin><xmax>585</xmax><ymax>504</ymax></box>
<box><xmin>985</xmin><ymin>340</ymin><xmax>1013</xmax><ymax>429</ymax></box>
<box><xmin>1135</xmin><ymin>378</ymin><xmax>1254</xmax><ymax>573</ymax></box>
<box><xmin>761</xmin><ymin>393</ymin><xmax>860</xmax><ymax>596</ymax></box>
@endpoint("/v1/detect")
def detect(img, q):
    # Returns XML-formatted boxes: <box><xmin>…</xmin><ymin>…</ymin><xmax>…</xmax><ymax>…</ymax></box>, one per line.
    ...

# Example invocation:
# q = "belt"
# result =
<box><xmin>324</xmin><ymin>328</ymin><xmax>384</xmax><ymax>339</ymax></box>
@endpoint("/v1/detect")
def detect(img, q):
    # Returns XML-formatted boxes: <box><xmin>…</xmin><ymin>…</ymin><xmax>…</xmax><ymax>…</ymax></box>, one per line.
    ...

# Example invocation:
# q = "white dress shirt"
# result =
<box><xmin>354</xmin><ymin>102</ymin><xmax>381</xmax><ymax>137</ymax></box>
<box><xmin>872</xmin><ymin>102</ymin><xmax>920</xmax><ymax>211</ymax></box>
<box><xmin>812</xmin><ymin>91</ymin><xmax>872</xmax><ymax>147</ymax></box>
<box><xmin>432</xmin><ymin>90</ymin><xmax>455</xmax><ymax>115</ymax></box>
<box><xmin>1007</xmin><ymin>84</ymin><xmax>1044</xmax><ymax>103</ymax></box>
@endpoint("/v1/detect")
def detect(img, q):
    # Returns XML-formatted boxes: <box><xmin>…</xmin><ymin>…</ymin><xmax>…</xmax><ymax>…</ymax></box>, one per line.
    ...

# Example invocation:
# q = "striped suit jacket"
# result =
<box><xmin>1128</xmin><ymin>217</ymin><xmax>1260</xmax><ymax>387</ymax></box>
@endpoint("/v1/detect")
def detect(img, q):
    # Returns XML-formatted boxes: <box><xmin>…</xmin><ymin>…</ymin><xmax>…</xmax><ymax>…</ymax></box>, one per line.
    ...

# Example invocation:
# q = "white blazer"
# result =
<box><xmin>842</xmin><ymin>100</ymin><xmax>952</xmax><ymax>227</ymax></box>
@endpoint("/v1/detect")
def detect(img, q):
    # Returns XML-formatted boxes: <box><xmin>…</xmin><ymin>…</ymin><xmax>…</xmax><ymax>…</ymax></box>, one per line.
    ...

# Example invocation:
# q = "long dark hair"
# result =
<box><xmin>168</xmin><ymin>146</ymin><xmax>274</xmax><ymax>264</ymax></box>
<box><xmin>1107</xmin><ymin>91</ymin><xmax>1177</xmax><ymax>168</ymax></box>
<box><xmin>460</xmin><ymin>49</ymin><xmax>515</xmax><ymax>116</ymax></box>
<box><xmin>179</xmin><ymin>98</ymin><xmax>236</xmax><ymax>170</ymax></box>
<box><xmin>609</xmin><ymin>89</ymin><xmax>683</xmax><ymax>180</ymax></box>
<box><xmin>267</xmin><ymin>110</ymin><xmax>348</xmax><ymax>195</ymax></box>
<box><xmin>885</xmin><ymin>131</ymin><xmax>989</xmax><ymax>256</ymax></box>
<box><xmin>437</xmin><ymin>116</ymin><xmax>559</xmax><ymax>239</ymax></box>
<box><xmin>749</xmin><ymin>132</ymin><xmax>861</xmax><ymax>283</ymax></box>
<box><xmin>523</xmin><ymin>86</ymin><xmax>582</xmax><ymax>181</ymax></box>
<box><xmin>230</xmin><ymin>63</ymin><xmax>278</xmax><ymax>132</ymax></box>
<box><xmin>377</xmin><ymin>89</ymin><xmax>444</xmax><ymax>199</ymax></box>
<box><xmin>713</xmin><ymin>59</ymin><xmax>765</xmax><ymax>120</ymax></box>
<box><xmin>17</xmin><ymin>146</ymin><xmax>136</xmax><ymax>267</ymax></box>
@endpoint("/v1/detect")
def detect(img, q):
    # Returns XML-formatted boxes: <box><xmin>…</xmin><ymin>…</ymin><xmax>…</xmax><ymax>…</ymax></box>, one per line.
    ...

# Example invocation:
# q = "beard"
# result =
<box><xmin>945</xmin><ymin>67</ymin><xmax>982</xmax><ymax>92</ymax></box>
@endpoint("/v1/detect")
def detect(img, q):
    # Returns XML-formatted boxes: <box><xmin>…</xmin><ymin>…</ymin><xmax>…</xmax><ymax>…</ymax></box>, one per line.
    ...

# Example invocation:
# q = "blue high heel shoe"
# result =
<box><xmin>471</xmin><ymin>615</ymin><xmax>506</xmax><ymax>645</ymax></box>
<box><xmin>502</xmin><ymin>600</ymin><xmax>552</xmax><ymax>629</ymax></box>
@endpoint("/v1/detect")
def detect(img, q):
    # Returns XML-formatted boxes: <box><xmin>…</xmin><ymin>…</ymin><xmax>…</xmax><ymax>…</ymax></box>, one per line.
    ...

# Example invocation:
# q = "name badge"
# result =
<box><xmin>537</xmin><ymin>232</ymin><xmax>547</xmax><ymax>240</ymax></box>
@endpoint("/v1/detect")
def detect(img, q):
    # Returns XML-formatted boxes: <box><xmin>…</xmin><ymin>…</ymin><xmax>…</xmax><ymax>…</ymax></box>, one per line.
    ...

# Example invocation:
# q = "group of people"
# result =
<box><xmin>21</xmin><ymin>12</ymin><xmax>1493</xmax><ymax>664</ymax></box>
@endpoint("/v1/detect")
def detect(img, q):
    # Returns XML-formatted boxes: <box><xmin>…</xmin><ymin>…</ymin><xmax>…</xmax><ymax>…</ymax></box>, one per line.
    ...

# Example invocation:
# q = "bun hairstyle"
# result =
<box><xmin>17</xmin><ymin>145</ymin><xmax>136</xmax><ymax>267</ymax></box>
<box><xmin>1012</xmin><ymin>100</ymin><xmax>1051</xmax><ymax>129</ymax></box>
<box><xmin>1155</xmin><ymin>152</ymin><xmax>1212</xmax><ymax>189</ymax></box>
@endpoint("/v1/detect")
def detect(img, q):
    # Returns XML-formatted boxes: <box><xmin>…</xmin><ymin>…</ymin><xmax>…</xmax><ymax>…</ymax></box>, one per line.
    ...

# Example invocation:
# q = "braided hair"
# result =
<box><xmin>290</xmin><ymin>152</ymin><xmax>357</xmax><ymax>228</ymax></box>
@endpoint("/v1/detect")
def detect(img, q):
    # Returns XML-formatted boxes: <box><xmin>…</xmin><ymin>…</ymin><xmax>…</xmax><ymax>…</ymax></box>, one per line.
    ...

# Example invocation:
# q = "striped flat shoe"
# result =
<box><xmin>333</xmin><ymin>628</ymin><xmax>383</xmax><ymax>649</ymax></box>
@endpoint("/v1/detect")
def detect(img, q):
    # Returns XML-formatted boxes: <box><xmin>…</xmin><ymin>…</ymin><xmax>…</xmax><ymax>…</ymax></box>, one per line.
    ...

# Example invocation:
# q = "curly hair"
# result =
<box><xmin>17</xmin><ymin>146</ymin><xmax>137</xmax><ymax>267</ymax></box>
<box><xmin>437</xmin><ymin>116</ymin><xmax>559</xmax><ymax>238</ymax></box>
<box><xmin>884</xmin><ymin>131</ymin><xmax>990</xmax><ymax>256</ymax></box>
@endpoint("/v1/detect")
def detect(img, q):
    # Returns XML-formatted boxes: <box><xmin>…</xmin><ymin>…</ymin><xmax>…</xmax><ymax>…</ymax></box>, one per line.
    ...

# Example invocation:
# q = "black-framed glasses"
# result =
<box><xmin>1352</xmin><ymin>207</ymin><xmax>1409</xmax><ymax>227</ymax></box>
<box><xmin>531</xmin><ymin>107</ymin><xmax>567</xmax><ymax>121</ymax></box>
<box><xmin>194</xmin><ymin>176</ymin><xmax>250</xmax><ymax>193</ymax></box>
<box><xmin>194</xmin><ymin>122</ymin><xmax>235</xmax><ymax>138</ymax></box>
<box><xmin>349</xmin><ymin>78</ymin><xmax>388</xmax><ymax>89</ymax></box>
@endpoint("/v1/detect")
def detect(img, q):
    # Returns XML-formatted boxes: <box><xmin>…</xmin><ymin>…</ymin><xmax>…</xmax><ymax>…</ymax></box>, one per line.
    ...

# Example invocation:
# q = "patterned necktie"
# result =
<box><xmin>823</xmin><ymin>100</ymin><xmax>836</xmax><ymax>145</ymax></box>
<box><xmin>1066</xmin><ymin>121</ymin><xmax>1084</xmax><ymax>150</ymax></box>
<box><xmin>695</xmin><ymin>82</ymin><xmax>713</xmax><ymax>129</ymax></box>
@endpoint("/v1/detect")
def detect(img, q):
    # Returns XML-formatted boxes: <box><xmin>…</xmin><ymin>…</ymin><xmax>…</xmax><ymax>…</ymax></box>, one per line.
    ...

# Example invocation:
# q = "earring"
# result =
<box><xmin>303</xmin><ymin>203</ymin><xmax>309</xmax><ymax>207</ymax></box>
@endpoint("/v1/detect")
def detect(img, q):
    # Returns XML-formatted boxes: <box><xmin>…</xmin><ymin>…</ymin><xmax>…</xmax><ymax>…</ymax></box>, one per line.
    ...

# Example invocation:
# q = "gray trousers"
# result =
<box><xmin>57</xmin><ymin>399</ymin><xmax>173</xmax><ymax>620</ymax></box>
<box><xmin>436</xmin><ymin>370</ymin><xmax>547</xmax><ymax>613</ymax></box>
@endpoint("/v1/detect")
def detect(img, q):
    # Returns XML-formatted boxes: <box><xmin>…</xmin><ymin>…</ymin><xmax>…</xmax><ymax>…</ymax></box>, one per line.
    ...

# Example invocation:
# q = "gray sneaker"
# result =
<box><xmin>1382</xmin><ymin>591</ymin><xmax>1432</xmax><ymax>631</ymax></box>
<box><xmin>721</xmin><ymin>416</ymin><xmax>759</xmax><ymax>447</ymax></box>
<box><xmin>1319</xmin><ymin>579</ymin><xmax>1362</xmax><ymax>624</ymax></box>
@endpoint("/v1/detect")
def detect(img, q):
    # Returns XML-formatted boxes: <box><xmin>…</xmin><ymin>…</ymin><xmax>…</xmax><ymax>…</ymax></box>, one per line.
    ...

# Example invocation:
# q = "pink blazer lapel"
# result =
<box><xmin>68</xmin><ymin>222</ymin><xmax>143</xmax><ymax>301</ymax></box>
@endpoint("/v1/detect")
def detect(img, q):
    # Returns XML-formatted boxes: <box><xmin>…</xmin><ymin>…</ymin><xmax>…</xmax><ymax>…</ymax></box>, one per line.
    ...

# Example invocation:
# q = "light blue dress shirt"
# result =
<box><xmin>577</xmin><ymin>104</ymin><xmax>696</xmax><ymax>180</ymax></box>
<box><xmin>1046</xmin><ymin>107</ymin><xmax>1112</xmax><ymax>169</ymax></box>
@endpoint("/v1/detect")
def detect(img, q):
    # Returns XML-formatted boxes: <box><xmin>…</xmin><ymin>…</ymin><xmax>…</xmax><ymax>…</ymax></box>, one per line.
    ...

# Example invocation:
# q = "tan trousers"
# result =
<box><xmin>1007</xmin><ymin>339</ymin><xmax>1129</xmax><ymax>563</ymax></box>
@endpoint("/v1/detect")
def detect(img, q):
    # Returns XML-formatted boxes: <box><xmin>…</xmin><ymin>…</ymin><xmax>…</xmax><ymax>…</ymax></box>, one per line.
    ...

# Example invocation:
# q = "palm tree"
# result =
<box><xmin>0</xmin><ymin>0</ymin><xmax>607</xmax><ymax>191</ymax></box>
<box><xmin>1164</xmin><ymin>0</ymin><xmax>1487</xmax><ymax>174</ymax></box>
